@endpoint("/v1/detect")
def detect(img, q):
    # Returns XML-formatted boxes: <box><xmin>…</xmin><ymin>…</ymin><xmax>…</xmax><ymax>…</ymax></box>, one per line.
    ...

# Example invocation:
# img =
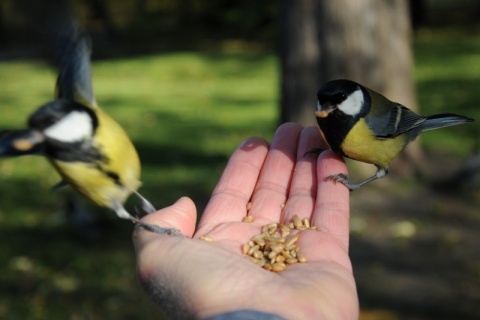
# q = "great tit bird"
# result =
<box><xmin>315</xmin><ymin>79</ymin><xmax>474</xmax><ymax>191</ymax></box>
<box><xmin>0</xmin><ymin>32</ymin><xmax>179</xmax><ymax>236</ymax></box>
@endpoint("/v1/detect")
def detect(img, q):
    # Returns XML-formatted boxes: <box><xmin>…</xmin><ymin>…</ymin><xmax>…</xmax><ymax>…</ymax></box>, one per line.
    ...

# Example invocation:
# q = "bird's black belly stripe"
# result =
<box><xmin>46</xmin><ymin>139</ymin><xmax>106</xmax><ymax>163</ymax></box>
<box><xmin>104</xmin><ymin>170</ymin><xmax>122</xmax><ymax>186</ymax></box>
<box><xmin>47</xmin><ymin>139</ymin><xmax>124</xmax><ymax>187</ymax></box>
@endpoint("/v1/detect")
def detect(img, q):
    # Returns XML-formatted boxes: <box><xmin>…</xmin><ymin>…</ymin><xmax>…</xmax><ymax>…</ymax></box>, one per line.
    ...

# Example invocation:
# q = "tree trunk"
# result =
<box><xmin>279</xmin><ymin>0</ymin><xmax>320</xmax><ymax>126</ymax></box>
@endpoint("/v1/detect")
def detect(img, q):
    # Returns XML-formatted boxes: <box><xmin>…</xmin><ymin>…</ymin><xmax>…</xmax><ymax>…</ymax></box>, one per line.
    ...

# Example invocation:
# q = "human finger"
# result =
<box><xmin>247</xmin><ymin>122</ymin><xmax>303</xmax><ymax>224</ymax></box>
<box><xmin>196</xmin><ymin>137</ymin><xmax>269</xmax><ymax>235</ymax></box>
<box><xmin>312</xmin><ymin>150</ymin><xmax>350</xmax><ymax>250</ymax></box>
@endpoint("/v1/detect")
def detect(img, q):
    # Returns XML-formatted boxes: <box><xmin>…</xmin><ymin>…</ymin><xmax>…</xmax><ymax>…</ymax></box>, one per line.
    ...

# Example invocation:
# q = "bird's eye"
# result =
<box><xmin>46</xmin><ymin>118</ymin><xmax>58</xmax><ymax>127</ymax></box>
<box><xmin>334</xmin><ymin>92</ymin><xmax>347</xmax><ymax>103</ymax></box>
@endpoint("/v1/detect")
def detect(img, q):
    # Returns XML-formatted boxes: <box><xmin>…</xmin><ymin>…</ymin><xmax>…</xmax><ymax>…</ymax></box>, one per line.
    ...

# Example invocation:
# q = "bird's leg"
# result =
<box><xmin>112</xmin><ymin>200</ymin><xmax>182</xmax><ymax>236</ymax></box>
<box><xmin>326</xmin><ymin>166</ymin><xmax>388</xmax><ymax>191</ymax></box>
<box><xmin>133</xmin><ymin>190</ymin><xmax>156</xmax><ymax>214</ymax></box>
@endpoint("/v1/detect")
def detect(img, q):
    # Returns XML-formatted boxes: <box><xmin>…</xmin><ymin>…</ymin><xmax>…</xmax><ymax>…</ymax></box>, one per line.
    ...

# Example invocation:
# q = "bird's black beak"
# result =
<box><xmin>12</xmin><ymin>130</ymin><xmax>45</xmax><ymax>152</ymax></box>
<box><xmin>315</xmin><ymin>101</ymin><xmax>336</xmax><ymax>118</ymax></box>
<box><xmin>0</xmin><ymin>129</ymin><xmax>45</xmax><ymax>157</ymax></box>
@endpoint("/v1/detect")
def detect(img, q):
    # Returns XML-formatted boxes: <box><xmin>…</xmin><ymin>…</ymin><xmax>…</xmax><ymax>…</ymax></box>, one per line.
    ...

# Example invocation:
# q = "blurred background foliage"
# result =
<box><xmin>0</xmin><ymin>0</ymin><xmax>479</xmax><ymax>319</ymax></box>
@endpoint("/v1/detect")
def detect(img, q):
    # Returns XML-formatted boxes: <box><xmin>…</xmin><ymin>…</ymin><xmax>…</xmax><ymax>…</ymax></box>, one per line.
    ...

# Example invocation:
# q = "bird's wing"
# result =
<box><xmin>55</xmin><ymin>31</ymin><xmax>96</xmax><ymax>108</ymax></box>
<box><xmin>366</xmin><ymin>104</ymin><xmax>426</xmax><ymax>139</ymax></box>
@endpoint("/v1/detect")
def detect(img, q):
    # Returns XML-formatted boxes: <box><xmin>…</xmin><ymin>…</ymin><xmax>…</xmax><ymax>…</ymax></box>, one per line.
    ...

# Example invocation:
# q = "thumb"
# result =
<box><xmin>133</xmin><ymin>196</ymin><xmax>197</xmax><ymax>249</ymax></box>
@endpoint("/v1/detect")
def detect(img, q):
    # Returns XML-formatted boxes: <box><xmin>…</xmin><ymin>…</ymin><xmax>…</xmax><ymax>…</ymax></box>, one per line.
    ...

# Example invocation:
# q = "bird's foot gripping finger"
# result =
<box><xmin>131</xmin><ymin>217</ymin><xmax>184</xmax><ymax>237</ymax></box>
<box><xmin>304</xmin><ymin>147</ymin><xmax>327</xmax><ymax>157</ymax></box>
<box><xmin>325</xmin><ymin>173</ymin><xmax>360</xmax><ymax>192</ymax></box>
<box><xmin>114</xmin><ymin>200</ymin><xmax>184</xmax><ymax>237</ymax></box>
<box><xmin>325</xmin><ymin>173</ymin><xmax>349</xmax><ymax>185</ymax></box>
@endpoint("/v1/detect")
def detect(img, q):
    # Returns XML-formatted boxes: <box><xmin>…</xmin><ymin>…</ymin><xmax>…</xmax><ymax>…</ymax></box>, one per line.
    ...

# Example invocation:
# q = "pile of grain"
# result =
<box><xmin>242</xmin><ymin>214</ymin><xmax>315</xmax><ymax>272</ymax></box>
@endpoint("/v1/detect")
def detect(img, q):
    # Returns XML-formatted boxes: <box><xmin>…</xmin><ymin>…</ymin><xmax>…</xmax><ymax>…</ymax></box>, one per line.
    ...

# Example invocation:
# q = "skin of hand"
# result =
<box><xmin>133</xmin><ymin>123</ymin><xmax>359</xmax><ymax>320</ymax></box>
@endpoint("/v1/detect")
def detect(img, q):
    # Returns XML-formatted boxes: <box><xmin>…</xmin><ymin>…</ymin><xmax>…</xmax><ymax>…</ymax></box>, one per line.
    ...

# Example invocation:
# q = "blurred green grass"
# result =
<box><xmin>414</xmin><ymin>29</ymin><xmax>480</xmax><ymax>153</ymax></box>
<box><xmin>0</xmin><ymin>30</ymin><xmax>479</xmax><ymax>318</ymax></box>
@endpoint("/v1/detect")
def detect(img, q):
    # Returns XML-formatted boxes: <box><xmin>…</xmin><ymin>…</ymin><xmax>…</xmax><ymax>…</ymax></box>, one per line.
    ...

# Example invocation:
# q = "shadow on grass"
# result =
<box><xmin>349</xmin><ymin>170</ymin><xmax>480</xmax><ymax>319</ymax></box>
<box><xmin>0</xmin><ymin>222</ymin><xmax>159</xmax><ymax>319</ymax></box>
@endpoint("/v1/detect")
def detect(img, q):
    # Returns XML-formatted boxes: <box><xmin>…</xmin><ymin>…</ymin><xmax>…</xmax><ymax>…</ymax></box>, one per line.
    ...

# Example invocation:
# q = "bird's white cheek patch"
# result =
<box><xmin>44</xmin><ymin>111</ymin><xmax>93</xmax><ymax>142</ymax></box>
<box><xmin>337</xmin><ymin>89</ymin><xmax>364</xmax><ymax>116</ymax></box>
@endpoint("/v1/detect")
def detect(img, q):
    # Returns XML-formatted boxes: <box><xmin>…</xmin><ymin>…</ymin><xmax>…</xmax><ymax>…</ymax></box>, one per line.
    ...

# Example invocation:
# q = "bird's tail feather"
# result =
<box><xmin>421</xmin><ymin>113</ymin><xmax>474</xmax><ymax>132</ymax></box>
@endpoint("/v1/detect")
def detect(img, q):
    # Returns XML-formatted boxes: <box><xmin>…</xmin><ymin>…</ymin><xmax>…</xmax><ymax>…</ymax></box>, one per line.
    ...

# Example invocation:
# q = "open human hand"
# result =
<box><xmin>133</xmin><ymin>123</ymin><xmax>358</xmax><ymax>319</ymax></box>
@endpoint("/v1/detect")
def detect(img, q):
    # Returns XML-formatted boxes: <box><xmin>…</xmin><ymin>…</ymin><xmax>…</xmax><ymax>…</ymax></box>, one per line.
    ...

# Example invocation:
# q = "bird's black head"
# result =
<box><xmin>316</xmin><ymin>79</ymin><xmax>370</xmax><ymax>119</ymax></box>
<box><xmin>315</xmin><ymin>79</ymin><xmax>371</xmax><ymax>155</ymax></box>
<box><xmin>28</xmin><ymin>99</ymin><xmax>98</xmax><ymax>143</ymax></box>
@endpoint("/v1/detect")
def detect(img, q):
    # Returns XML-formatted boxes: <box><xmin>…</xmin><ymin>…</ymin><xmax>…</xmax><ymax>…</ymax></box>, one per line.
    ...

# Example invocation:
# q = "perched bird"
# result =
<box><xmin>315</xmin><ymin>79</ymin><xmax>474</xmax><ymax>191</ymax></box>
<box><xmin>0</xmin><ymin>32</ymin><xmax>179</xmax><ymax>236</ymax></box>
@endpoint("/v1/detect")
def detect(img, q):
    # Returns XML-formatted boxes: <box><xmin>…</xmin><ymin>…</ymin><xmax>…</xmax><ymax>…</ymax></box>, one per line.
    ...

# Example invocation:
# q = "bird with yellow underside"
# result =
<box><xmin>0</xmin><ymin>31</ymin><xmax>180</xmax><ymax>236</ymax></box>
<box><xmin>315</xmin><ymin>79</ymin><xmax>474</xmax><ymax>191</ymax></box>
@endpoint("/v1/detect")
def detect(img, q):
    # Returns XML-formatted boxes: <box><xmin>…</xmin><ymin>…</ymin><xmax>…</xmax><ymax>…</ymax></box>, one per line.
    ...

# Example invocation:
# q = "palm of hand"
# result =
<box><xmin>134</xmin><ymin>123</ymin><xmax>358</xmax><ymax>319</ymax></box>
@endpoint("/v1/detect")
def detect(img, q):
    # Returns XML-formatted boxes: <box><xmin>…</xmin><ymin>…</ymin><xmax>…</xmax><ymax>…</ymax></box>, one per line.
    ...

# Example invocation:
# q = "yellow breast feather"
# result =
<box><xmin>341</xmin><ymin>118</ymin><xmax>406</xmax><ymax>168</ymax></box>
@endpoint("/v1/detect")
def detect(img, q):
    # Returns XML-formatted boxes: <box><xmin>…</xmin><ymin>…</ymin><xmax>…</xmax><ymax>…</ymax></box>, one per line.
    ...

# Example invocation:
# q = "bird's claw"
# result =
<box><xmin>326</xmin><ymin>173</ymin><xmax>349</xmax><ymax>183</ymax></box>
<box><xmin>325</xmin><ymin>173</ymin><xmax>358</xmax><ymax>192</ymax></box>
<box><xmin>131</xmin><ymin>217</ymin><xmax>184</xmax><ymax>237</ymax></box>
